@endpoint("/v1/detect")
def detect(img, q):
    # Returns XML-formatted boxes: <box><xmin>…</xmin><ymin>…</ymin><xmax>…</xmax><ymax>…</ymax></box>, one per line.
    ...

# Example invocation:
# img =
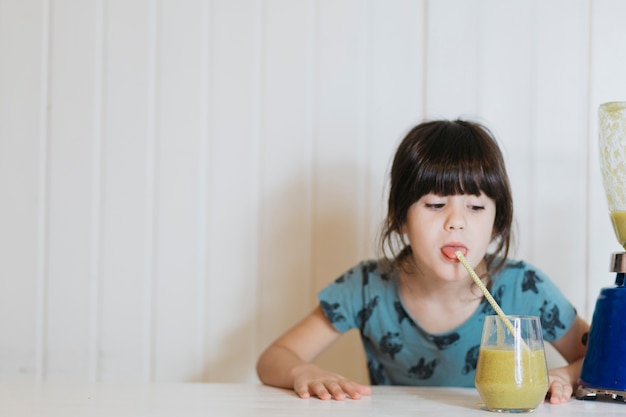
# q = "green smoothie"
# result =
<box><xmin>610</xmin><ymin>210</ymin><xmax>626</xmax><ymax>249</ymax></box>
<box><xmin>475</xmin><ymin>347</ymin><xmax>549</xmax><ymax>411</ymax></box>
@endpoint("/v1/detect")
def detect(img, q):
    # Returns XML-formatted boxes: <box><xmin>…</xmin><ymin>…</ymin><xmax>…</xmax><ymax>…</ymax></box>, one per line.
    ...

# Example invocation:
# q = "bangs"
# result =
<box><xmin>416</xmin><ymin>153</ymin><xmax>494</xmax><ymax>198</ymax></box>
<box><xmin>408</xmin><ymin>122</ymin><xmax>502</xmax><ymax>199</ymax></box>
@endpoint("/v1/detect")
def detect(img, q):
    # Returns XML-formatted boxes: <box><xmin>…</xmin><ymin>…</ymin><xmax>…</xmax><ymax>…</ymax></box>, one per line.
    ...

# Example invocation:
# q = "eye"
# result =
<box><xmin>425</xmin><ymin>203</ymin><xmax>445</xmax><ymax>210</ymax></box>
<box><xmin>469</xmin><ymin>205</ymin><xmax>485</xmax><ymax>212</ymax></box>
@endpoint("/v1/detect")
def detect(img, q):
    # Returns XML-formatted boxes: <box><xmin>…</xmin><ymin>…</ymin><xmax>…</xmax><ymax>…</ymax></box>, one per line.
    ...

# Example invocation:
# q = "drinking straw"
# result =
<box><xmin>455</xmin><ymin>251</ymin><xmax>517</xmax><ymax>336</ymax></box>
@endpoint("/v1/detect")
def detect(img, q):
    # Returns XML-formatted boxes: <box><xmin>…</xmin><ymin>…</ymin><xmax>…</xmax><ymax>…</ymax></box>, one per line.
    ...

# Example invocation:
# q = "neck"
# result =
<box><xmin>399</xmin><ymin>260</ymin><xmax>488</xmax><ymax>302</ymax></box>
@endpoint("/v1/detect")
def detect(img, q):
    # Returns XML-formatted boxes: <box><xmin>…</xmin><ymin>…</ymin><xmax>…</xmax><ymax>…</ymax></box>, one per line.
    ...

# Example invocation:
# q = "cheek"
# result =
<box><xmin>486</xmin><ymin>215</ymin><xmax>497</xmax><ymax>240</ymax></box>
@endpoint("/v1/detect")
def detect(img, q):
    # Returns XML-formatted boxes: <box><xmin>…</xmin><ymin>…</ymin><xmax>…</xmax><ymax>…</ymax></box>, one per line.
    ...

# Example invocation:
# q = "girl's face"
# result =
<box><xmin>401</xmin><ymin>192</ymin><xmax>496</xmax><ymax>282</ymax></box>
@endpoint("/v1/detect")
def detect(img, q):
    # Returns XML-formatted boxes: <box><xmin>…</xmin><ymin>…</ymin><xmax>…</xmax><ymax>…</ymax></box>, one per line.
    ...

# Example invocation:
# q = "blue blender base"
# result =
<box><xmin>576</xmin><ymin>270</ymin><xmax>626</xmax><ymax>402</ymax></box>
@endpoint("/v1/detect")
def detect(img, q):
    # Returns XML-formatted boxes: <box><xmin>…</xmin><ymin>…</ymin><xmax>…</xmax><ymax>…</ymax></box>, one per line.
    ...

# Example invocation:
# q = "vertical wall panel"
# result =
<box><xmin>99</xmin><ymin>0</ymin><xmax>153</xmax><ymax>382</ymax></box>
<box><xmin>366</xmin><ymin>0</ymin><xmax>426</xmax><ymax>251</ymax></box>
<box><xmin>426</xmin><ymin>0</ymin><xmax>481</xmax><ymax>117</ymax></box>
<box><xmin>153</xmin><ymin>0</ymin><xmax>206</xmax><ymax>382</ymax></box>
<box><xmin>257</xmin><ymin>0</ymin><xmax>316</xmax><ymax>351</ymax></box>
<box><xmin>312</xmin><ymin>0</ymin><xmax>369</xmax><ymax>287</ymax></box>
<box><xmin>0</xmin><ymin>0</ymin><xmax>45</xmax><ymax>379</ymax></box>
<box><xmin>45</xmin><ymin>0</ymin><xmax>98</xmax><ymax>380</ymax></box>
<box><xmin>89</xmin><ymin>0</ymin><xmax>104</xmax><ymax>382</ymax></box>
<box><xmin>529</xmin><ymin>0</ymin><xmax>589</xmax><ymax>315</ymax></box>
<box><xmin>206</xmin><ymin>0</ymin><xmax>261</xmax><ymax>382</ymax></box>
<box><xmin>311</xmin><ymin>0</ymin><xmax>370</xmax><ymax>385</ymax></box>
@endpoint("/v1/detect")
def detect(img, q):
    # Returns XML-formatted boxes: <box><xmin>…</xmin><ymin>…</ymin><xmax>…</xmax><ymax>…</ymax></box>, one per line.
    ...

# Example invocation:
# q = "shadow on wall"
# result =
<box><xmin>306</xmin><ymin>162</ymin><xmax>372</xmax><ymax>385</ymax></box>
<box><xmin>305</xmin><ymin>160</ymin><xmax>375</xmax><ymax>386</ymax></box>
<box><xmin>201</xmin><ymin>323</ymin><xmax>258</xmax><ymax>383</ymax></box>
<box><xmin>202</xmin><ymin>162</ymin><xmax>373</xmax><ymax>384</ymax></box>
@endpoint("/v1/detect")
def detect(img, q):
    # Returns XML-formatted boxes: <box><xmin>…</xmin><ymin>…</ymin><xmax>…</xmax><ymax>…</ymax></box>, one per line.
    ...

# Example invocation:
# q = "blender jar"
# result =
<box><xmin>599</xmin><ymin>101</ymin><xmax>626</xmax><ymax>249</ymax></box>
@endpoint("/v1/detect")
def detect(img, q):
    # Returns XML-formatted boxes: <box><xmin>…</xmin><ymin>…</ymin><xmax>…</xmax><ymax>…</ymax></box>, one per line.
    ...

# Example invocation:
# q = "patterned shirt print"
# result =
<box><xmin>318</xmin><ymin>258</ymin><xmax>576</xmax><ymax>387</ymax></box>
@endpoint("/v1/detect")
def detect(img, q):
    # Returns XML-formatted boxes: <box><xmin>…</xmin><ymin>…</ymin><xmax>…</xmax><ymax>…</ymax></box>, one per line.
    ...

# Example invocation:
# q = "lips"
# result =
<box><xmin>441</xmin><ymin>244</ymin><xmax>467</xmax><ymax>261</ymax></box>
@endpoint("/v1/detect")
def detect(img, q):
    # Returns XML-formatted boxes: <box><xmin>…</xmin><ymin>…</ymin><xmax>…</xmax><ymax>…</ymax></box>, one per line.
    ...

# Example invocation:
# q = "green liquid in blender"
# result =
<box><xmin>610</xmin><ymin>211</ymin><xmax>626</xmax><ymax>249</ymax></box>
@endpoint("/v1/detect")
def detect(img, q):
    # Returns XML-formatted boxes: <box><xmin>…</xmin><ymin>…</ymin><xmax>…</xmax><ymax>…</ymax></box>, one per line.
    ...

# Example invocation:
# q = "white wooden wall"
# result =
<box><xmin>1</xmin><ymin>0</ymin><xmax>625</xmax><ymax>384</ymax></box>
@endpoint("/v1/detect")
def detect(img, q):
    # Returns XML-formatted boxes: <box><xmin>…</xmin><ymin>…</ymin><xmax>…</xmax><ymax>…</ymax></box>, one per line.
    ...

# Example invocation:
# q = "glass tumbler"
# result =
<box><xmin>474</xmin><ymin>315</ymin><xmax>549</xmax><ymax>413</ymax></box>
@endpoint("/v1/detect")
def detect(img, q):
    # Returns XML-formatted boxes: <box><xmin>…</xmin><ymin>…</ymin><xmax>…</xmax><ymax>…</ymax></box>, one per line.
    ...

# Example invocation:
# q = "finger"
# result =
<box><xmin>293</xmin><ymin>383</ymin><xmax>311</xmax><ymax>399</ymax></box>
<box><xmin>310</xmin><ymin>381</ymin><xmax>332</xmax><ymax>400</ymax></box>
<box><xmin>549</xmin><ymin>384</ymin><xmax>562</xmax><ymax>403</ymax></box>
<box><xmin>548</xmin><ymin>381</ymin><xmax>568</xmax><ymax>404</ymax></box>
<box><xmin>325</xmin><ymin>381</ymin><xmax>347</xmax><ymax>401</ymax></box>
<box><xmin>550</xmin><ymin>393</ymin><xmax>568</xmax><ymax>404</ymax></box>
<box><xmin>558</xmin><ymin>384</ymin><xmax>573</xmax><ymax>403</ymax></box>
<box><xmin>339</xmin><ymin>380</ymin><xmax>371</xmax><ymax>400</ymax></box>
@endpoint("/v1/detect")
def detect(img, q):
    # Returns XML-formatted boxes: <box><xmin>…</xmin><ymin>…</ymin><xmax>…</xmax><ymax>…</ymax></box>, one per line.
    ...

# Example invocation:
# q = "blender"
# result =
<box><xmin>576</xmin><ymin>101</ymin><xmax>626</xmax><ymax>401</ymax></box>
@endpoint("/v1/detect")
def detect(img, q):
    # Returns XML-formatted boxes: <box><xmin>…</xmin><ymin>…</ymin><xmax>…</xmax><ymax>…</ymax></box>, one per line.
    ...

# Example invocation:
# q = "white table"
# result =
<box><xmin>0</xmin><ymin>382</ymin><xmax>624</xmax><ymax>416</ymax></box>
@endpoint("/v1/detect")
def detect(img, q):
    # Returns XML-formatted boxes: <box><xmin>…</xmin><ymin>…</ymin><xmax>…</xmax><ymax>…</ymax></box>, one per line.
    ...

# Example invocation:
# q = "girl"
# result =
<box><xmin>256</xmin><ymin>119</ymin><xmax>589</xmax><ymax>403</ymax></box>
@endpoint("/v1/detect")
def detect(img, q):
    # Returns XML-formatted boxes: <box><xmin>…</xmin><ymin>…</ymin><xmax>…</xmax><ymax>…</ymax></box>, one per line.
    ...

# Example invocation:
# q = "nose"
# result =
<box><xmin>444</xmin><ymin>205</ymin><xmax>465</xmax><ymax>230</ymax></box>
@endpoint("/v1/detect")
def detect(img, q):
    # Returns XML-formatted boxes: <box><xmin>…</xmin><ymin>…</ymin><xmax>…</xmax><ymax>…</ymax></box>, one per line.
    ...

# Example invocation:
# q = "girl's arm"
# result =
<box><xmin>546</xmin><ymin>315</ymin><xmax>590</xmax><ymax>404</ymax></box>
<box><xmin>256</xmin><ymin>304</ymin><xmax>372</xmax><ymax>400</ymax></box>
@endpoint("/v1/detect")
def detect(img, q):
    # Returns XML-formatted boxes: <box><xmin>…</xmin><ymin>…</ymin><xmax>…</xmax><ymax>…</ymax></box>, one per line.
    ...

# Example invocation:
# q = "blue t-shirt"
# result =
<box><xmin>318</xmin><ymin>258</ymin><xmax>576</xmax><ymax>387</ymax></box>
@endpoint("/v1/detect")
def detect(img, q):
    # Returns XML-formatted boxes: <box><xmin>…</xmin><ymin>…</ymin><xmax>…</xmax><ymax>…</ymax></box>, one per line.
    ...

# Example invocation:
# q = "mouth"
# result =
<box><xmin>441</xmin><ymin>244</ymin><xmax>467</xmax><ymax>262</ymax></box>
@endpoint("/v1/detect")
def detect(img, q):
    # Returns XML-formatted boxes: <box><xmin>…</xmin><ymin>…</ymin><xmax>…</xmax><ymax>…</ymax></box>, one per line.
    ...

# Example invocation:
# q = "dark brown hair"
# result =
<box><xmin>380</xmin><ymin>119</ymin><xmax>514</xmax><ymax>276</ymax></box>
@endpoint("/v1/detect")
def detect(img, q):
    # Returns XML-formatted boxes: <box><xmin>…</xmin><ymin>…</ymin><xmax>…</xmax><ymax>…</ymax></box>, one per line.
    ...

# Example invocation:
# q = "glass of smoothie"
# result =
<box><xmin>474</xmin><ymin>315</ymin><xmax>549</xmax><ymax>413</ymax></box>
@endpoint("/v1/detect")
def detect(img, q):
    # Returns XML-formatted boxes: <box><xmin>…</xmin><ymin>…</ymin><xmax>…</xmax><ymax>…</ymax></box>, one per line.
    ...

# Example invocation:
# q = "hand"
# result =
<box><xmin>546</xmin><ymin>370</ymin><xmax>573</xmax><ymax>404</ymax></box>
<box><xmin>291</xmin><ymin>363</ymin><xmax>372</xmax><ymax>400</ymax></box>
